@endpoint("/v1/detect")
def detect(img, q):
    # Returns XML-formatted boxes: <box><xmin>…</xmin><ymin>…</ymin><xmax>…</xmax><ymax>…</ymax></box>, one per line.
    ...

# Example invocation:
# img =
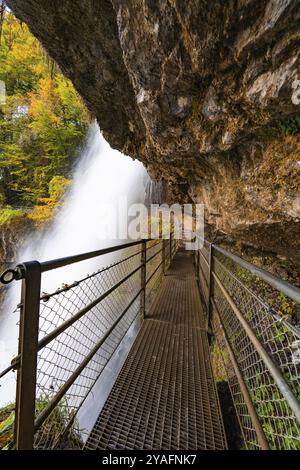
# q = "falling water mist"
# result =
<box><xmin>0</xmin><ymin>121</ymin><xmax>152</xmax><ymax>407</ymax></box>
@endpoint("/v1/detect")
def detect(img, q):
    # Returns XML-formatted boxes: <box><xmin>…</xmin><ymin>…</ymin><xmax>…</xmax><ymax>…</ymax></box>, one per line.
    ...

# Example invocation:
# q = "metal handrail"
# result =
<box><xmin>213</xmin><ymin>271</ymin><xmax>300</xmax><ymax>423</ymax></box>
<box><xmin>0</xmin><ymin>239</ymin><xmax>145</xmax><ymax>283</ymax></box>
<box><xmin>0</xmin><ymin>236</ymin><xmax>179</xmax><ymax>450</ymax></box>
<box><xmin>213</xmin><ymin>254</ymin><xmax>300</xmax><ymax>340</ymax></box>
<box><xmin>199</xmin><ymin>244</ymin><xmax>300</xmax><ymax>339</ymax></box>
<box><xmin>212</xmin><ymin>299</ymin><xmax>270</xmax><ymax>450</ymax></box>
<box><xmin>194</xmin><ymin>237</ymin><xmax>300</xmax><ymax>450</ymax></box>
<box><xmin>196</xmin><ymin>234</ymin><xmax>300</xmax><ymax>304</ymax></box>
<box><xmin>0</xmin><ymin>248</ymin><xmax>145</xmax><ymax>377</ymax></box>
<box><xmin>34</xmin><ymin>288</ymin><xmax>143</xmax><ymax>432</ymax></box>
<box><xmin>213</xmin><ymin>244</ymin><xmax>300</xmax><ymax>304</ymax></box>
<box><xmin>2</xmin><ymin>233</ymin><xmax>299</xmax><ymax>450</ymax></box>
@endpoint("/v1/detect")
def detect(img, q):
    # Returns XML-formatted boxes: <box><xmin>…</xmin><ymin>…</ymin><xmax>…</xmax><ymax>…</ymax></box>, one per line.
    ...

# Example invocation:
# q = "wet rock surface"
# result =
<box><xmin>6</xmin><ymin>0</ymin><xmax>300</xmax><ymax>258</ymax></box>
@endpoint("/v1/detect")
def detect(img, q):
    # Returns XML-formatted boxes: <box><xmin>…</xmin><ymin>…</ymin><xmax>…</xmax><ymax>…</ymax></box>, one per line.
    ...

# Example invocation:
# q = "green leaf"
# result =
<box><xmin>0</xmin><ymin>411</ymin><xmax>14</xmax><ymax>435</ymax></box>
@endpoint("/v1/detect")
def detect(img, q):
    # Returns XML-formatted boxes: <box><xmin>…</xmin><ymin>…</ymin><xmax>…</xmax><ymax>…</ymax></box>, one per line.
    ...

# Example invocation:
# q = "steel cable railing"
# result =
<box><xmin>195</xmin><ymin>239</ymin><xmax>300</xmax><ymax>450</ymax></box>
<box><xmin>0</xmin><ymin>237</ymin><xmax>179</xmax><ymax>450</ymax></box>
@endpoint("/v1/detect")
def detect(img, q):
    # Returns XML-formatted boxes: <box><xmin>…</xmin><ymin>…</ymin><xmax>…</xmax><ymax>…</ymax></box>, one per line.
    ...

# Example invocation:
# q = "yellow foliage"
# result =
<box><xmin>29</xmin><ymin>176</ymin><xmax>71</xmax><ymax>224</ymax></box>
<box><xmin>51</xmin><ymin>115</ymin><xmax>61</xmax><ymax>126</ymax></box>
<box><xmin>29</xmin><ymin>200</ymin><xmax>59</xmax><ymax>224</ymax></box>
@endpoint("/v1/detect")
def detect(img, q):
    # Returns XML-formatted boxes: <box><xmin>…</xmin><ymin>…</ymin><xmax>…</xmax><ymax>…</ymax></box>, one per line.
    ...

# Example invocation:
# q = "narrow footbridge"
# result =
<box><xmin>86</xmin><ymin>251</ymin><xmax>226</xmax><ymax>450</ymax></box>
<box><xmin>1</xmin><ymin>238</ymin><xmax>300</xmax><ymax>450</ymax></box>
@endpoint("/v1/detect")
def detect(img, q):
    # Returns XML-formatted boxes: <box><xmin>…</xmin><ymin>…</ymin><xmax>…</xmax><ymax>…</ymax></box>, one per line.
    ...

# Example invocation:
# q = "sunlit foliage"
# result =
<box><xmin>0</xmin><ymin>8</ymin><xmax>90</xmax><ymax>213</ymax></box>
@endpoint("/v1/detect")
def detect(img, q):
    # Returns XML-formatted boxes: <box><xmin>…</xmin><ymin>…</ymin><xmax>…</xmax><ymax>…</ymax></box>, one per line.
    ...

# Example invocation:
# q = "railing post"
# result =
<box><xmin>213</xmin><ymin>301</ymin><xmax>270</xmax><ymax>450</ymax></box>
<box><xmin>162</xmin><ymin>239</ymin><xmax>166</xmax><ymax>275</ymax></box>
<box><xmin>207</xmin><ymin>244</ymin><xmax>213</xmax><ymax>330</ymax></box>
<box><xmin>140</xmin><ymin>240</ymin><xmax>147</xmax><ymax>321</ymax></box>
<box><xmin>196</xmin><ymin>249</ymin><xmax>200</xmax><ymax>285</ymax></box>
<box><xmin>213</xmin><ymin>270</ymin><xmax>300</xmax><ymax>423</ymax></box>
<box><xmin>15</xmin><ymin>261</ymin><xmax>41</xmax><ymax>450</ymax></box>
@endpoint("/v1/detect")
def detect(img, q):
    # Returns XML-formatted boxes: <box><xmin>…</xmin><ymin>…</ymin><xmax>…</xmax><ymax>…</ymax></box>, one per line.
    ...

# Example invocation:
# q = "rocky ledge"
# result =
<box><xmin>6</xmin><ymin>0</ymin><xmax>300</xmax><ymax>261</ymax></box>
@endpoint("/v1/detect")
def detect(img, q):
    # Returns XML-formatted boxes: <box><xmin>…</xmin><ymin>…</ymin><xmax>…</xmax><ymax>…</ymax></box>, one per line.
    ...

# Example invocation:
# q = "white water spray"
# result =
<box><xmin>0</xmin><ymin>121</ymin><xmax>150</xmax><ymax>406</ymax></box>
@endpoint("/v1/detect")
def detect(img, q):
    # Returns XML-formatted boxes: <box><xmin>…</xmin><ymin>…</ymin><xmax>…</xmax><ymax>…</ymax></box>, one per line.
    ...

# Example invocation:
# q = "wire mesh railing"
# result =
<box><xmin>2</xmin><ymin>231</ymin><xmax>298</xmax><ymax>451</ymax></box>
<box><xmin>0</xmin><ymin>237</ymin><xmax>179</xmax><ymax>450</ymax></box>
<box><xmin>195</xmin><ymin>240</ymin><xmax>300</xmax><ymax>450</ymax></box>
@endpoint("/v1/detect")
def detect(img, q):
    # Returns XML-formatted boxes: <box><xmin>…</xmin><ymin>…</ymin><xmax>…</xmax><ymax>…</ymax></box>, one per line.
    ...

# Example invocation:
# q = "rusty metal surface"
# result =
<box><xmin>85</xmin><ymin>250</ymin><xmax>227</xmax><ymax>450</ymax></box>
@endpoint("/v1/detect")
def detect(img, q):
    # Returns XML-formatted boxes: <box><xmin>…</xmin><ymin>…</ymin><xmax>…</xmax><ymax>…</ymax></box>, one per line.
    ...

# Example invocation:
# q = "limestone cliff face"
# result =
<box><xmin>6</xmin><ymin>0</ymin><xmax>300</xmax><ymax>259</ymax></box>
<box><xmin>0</xmin><ymin>216</ymin><xmax>34</xmax><ymax>272</ymax></box>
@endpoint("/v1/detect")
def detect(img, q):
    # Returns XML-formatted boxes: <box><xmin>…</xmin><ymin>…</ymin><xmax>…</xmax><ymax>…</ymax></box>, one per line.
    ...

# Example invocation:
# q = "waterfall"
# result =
<box><xmin>0</xmin><ymin>121</ymin><xmax>150</xmax><ymax>406</ymax></box>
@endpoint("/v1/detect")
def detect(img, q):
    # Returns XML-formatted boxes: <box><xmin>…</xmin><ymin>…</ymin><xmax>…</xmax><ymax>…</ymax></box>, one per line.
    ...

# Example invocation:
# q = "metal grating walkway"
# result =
<box><xmin>85</xmin><ymin>250</ymin><xmax>227</xmax><ymax>450</ymax></box>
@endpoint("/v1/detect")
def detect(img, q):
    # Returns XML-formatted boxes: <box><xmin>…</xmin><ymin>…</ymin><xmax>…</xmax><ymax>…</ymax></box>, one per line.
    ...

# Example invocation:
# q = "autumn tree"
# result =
<box><xmin>0</xmin><ymin>9</ymin><xmax>90</xmax><ymax>214</ymax></box>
